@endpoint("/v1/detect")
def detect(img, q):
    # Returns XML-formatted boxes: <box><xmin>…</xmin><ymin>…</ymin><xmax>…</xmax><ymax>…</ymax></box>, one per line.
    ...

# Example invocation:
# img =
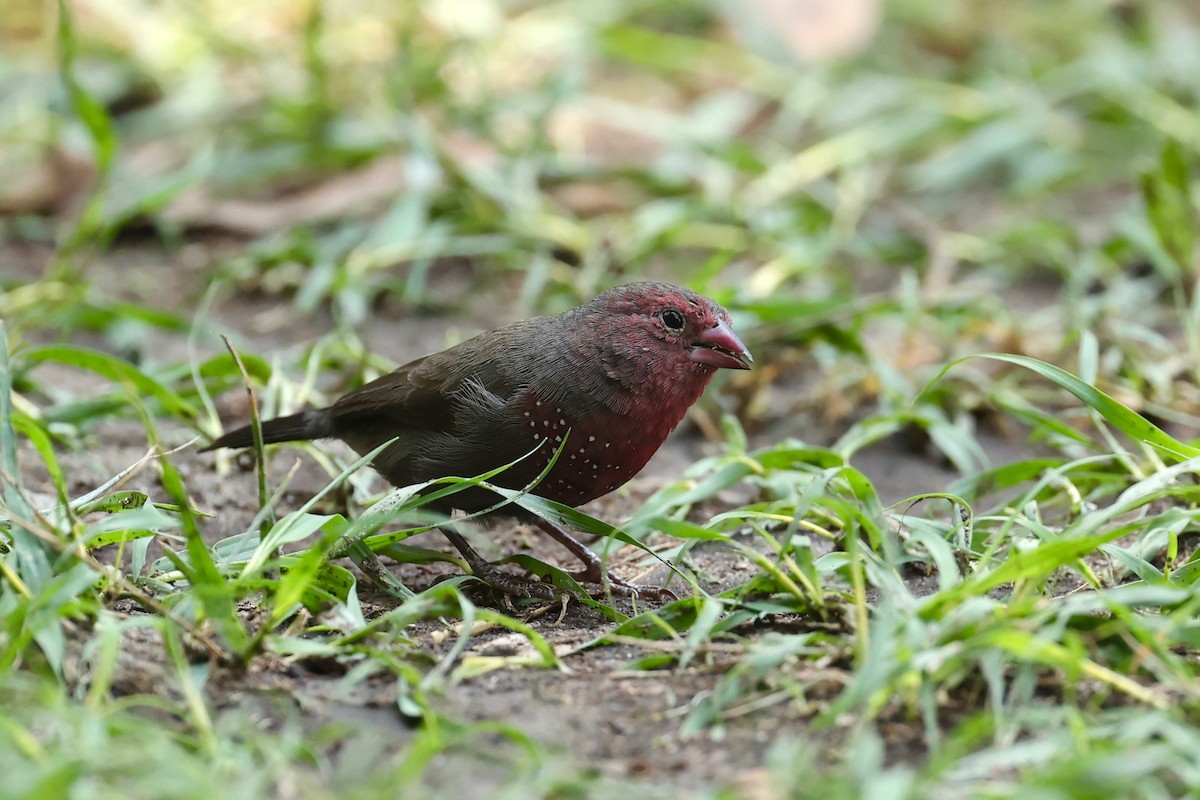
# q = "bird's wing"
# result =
<box><xmin>327</xmin><ymin>328</ymin><xmax>529</xmax><ymax>449</ymax></box>
<box><xmin>329</xmin><ymin>357</ymin><xmax>442</xmax><ymax>431</ymax></box>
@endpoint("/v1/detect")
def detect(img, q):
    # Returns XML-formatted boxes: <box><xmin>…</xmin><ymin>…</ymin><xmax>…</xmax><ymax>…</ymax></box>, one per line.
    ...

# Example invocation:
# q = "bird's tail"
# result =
<box><xmin>201</xmin><ymin>409</ymin><xmax>334</xmax><ymax>452</ymax></box>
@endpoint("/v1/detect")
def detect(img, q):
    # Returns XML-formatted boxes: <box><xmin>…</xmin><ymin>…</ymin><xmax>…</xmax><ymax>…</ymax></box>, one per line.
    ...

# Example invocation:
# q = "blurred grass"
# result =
<box><xmin>3</xmin><ymin>0</ymin><xmax>1200</xmax><ymax>797</ymax></box>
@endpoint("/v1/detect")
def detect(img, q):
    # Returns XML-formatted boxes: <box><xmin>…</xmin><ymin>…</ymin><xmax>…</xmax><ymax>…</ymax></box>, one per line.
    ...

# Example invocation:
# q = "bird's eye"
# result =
<box><xmin>660</xmin><ymin>309</ymin><xmax>685</xmax><ymax>331</ymax></box>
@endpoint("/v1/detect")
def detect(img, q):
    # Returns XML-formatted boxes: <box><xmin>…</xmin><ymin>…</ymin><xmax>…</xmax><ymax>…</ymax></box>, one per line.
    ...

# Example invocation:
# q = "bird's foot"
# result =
<box><xmin>440</xmin><ymin>526</ymin><xmax>564</xmax><ymax>603</ymax></box>
<box><xmin>471</xmin><ymin>561</ymin><xmax>564</xmax><ymax>602</ymax></box>
<box><xmin>567</xmin><ymin>564</ymin><xmax>677</xmax><ymax>601</ymax></box>
<box><xmin>531</xmin><ymin>518</ymin><xmax>676</xmax><ymax>601</ymax></box>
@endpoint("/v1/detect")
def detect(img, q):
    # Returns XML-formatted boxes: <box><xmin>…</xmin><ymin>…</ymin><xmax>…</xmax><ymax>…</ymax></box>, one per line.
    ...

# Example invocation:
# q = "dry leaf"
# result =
<box><xmin>747</xmin><ymin>0</ymin><xmax>881</xmax><ymax>62</ymax></box>
<box><xmin>0</xmin><ymin>147</ymin><xmax>97</xmax><ymax>219</ymax></box>
<box><xmin>163</xmin><ymin>156</ymin><xmax>408</xmax><ymax>235</ymax></box>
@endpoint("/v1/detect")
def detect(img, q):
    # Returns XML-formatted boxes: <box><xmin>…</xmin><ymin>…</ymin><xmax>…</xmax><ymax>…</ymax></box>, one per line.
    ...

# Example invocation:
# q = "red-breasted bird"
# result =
<box><xmin>204</xmin><ymin>281</ymin><xmax>752</xmax><ymax>599</ymax></box>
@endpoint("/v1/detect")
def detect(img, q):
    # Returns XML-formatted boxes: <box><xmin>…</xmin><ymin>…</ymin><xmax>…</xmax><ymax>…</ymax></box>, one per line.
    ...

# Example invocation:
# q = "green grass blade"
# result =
<box><xmin>925</xmin><ymin>353</ymin><xmax>1200</xmax><ymax>460</ymax></box>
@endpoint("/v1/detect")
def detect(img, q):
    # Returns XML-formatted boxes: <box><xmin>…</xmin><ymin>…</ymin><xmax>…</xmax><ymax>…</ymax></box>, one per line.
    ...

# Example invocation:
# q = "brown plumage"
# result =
<box><xmin>205</xmin><ymin>281</ymin><xmax>752</xmax><ymax>599</ymax></box>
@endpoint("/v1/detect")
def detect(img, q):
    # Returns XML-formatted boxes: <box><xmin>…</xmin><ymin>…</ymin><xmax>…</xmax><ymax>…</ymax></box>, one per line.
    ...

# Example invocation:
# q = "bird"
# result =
<box><xmin>204</xmin><ymin>281</ymin><xmax>753</xmax><ymax>600</ymax></box>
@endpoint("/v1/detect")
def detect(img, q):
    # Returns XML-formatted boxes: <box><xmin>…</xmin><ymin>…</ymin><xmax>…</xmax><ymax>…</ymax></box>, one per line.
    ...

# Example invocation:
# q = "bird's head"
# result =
<box><xmin>587</xmin><ymin>282</ymin><xmax>753</xmax><ymax>377</ymax></box>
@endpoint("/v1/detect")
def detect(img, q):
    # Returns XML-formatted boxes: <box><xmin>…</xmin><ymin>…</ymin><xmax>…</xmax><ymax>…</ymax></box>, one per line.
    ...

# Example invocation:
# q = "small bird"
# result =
<box><xmin>205</xmin><ymin>281</ymin><xmax>752</xmax><ymax>599</ymax></box>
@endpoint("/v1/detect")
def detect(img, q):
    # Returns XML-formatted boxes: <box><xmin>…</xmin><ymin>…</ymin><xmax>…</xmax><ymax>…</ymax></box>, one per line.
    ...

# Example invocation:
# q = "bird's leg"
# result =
<box><xmin>532</xmin><ymin>519</ymin><xmax>676</xmax><ymax>600</ymax></box>
<box><xmin>438</xmin><ymin>526</ymin><xmax>560</xmax><ymax>601</ymax></box>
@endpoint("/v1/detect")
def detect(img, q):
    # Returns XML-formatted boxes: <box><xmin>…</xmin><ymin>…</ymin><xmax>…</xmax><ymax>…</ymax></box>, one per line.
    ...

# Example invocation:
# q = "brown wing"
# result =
<box><xmin>329</xmin><ymin>356</ymin><xmax>446</xmax><ymax>439</ymax></box>
<box><xmin>325</xmin><ymin>322</ymin><xmax>542</xmax><ymax>496</ymax></box>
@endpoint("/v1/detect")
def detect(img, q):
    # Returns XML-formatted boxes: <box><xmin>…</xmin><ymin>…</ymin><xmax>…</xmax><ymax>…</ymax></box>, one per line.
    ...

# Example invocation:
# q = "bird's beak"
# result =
<box><xmin>690</xmin><ymin>319</ymin><xmax>753</xmax><ymax>370</ymax></box>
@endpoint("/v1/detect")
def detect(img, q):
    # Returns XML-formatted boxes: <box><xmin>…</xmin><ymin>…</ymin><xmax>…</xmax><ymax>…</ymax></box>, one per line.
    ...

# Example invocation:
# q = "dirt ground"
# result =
<box><xmin>11</xmin><ymin>241</ymin><xmax>1040</xmax><ymax>791</ymax></box>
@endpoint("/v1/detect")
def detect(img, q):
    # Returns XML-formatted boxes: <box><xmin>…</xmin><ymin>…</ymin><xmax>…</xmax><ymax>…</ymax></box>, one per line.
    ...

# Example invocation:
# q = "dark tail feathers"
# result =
<box><xmin>201</xmin><ymin>409</ymin><xmax>334</xmax><ymax>452</ymax></box>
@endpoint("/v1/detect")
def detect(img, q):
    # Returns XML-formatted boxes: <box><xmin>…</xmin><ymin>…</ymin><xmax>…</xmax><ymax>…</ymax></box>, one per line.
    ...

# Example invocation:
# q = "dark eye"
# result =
<box><xmin>660</xmin><ymin>309</ymin><xmax>685</xmax><ymax>331</ymax></box>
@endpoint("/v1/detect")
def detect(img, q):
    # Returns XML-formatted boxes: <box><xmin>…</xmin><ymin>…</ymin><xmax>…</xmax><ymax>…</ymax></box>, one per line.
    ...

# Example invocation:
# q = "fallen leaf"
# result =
<box><xmin>744</xmin><ymin>0</ymin><xmax>881</xmax><ymax>62</ymax></box>
<box><xmin>163</xmin><ymin>156</ymin><xmax>409</xmax><ymax>235</ymax></box>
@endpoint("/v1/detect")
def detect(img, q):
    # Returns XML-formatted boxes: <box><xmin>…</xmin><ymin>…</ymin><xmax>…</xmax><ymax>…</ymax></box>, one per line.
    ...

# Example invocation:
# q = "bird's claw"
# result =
<box><xmin>440</xmin><ymin>526</ymin><xmax>565</xmax><ymax>604</ymax></box>
<box><xmin>466</xmin><ymin>562</ymin><xmax>564</xmax><ymax>603</ymax></box>
<box><xmin>439</xmin><ymin>524</ymin><xmax>673</xmax><ymax>605</ymax></box>
<box><xmin>465</xmin><ymin>563</ymin><xmax>674</xmax><ymax>605</ymax></box>
<box><xmin>530</xmin><ymin>519</ymin><xmax>675</xmax><ymax>602</ymax></box>
<box><xmin>566</xmin><ymin>567</ymin><xmax>677</xmax><ymax>601</ymax></box>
